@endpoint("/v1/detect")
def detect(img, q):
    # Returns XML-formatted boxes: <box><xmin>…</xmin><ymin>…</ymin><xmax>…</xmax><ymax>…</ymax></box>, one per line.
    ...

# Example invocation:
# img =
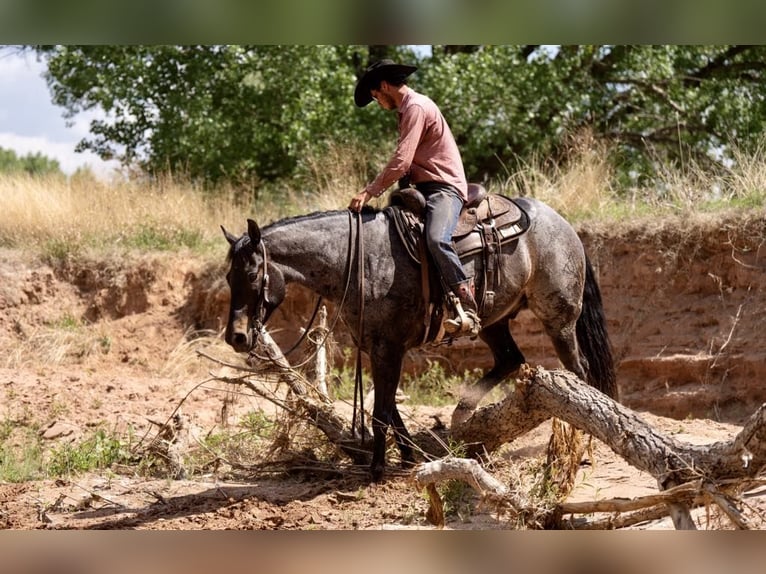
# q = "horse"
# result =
<box><xmin>221</xmin><ymin>196</ymin><xmax>616</xmax><ymax>481</ymax></box>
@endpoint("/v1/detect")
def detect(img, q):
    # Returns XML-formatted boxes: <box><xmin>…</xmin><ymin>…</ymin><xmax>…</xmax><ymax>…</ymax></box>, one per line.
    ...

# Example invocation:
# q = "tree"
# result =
<box><xmin>34</xmin><ymin>45</ymin><xmax>416</xmax><ymax>189</ymax></box>
<box><xmin>34</xmin><ymin>45</ymin><xmax>766</xmax><ymax>191</ymax></box>
<box><xmin>0</xmin><ymin>147</ymin><xmax>62</xmax><ymax>177</ymax></box>
<box><xmin>420</xmin><ymin>45</ymin><xmax>766</xmax><ymax>185</ymax></box>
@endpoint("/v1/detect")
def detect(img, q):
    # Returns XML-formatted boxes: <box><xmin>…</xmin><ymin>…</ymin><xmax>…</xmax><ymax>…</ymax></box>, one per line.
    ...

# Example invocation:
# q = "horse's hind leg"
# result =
<box><xmin>452</xmin><ymin>319</ymin><xmax>525</xmax><ymax>427</ymax></box>
<box><xmin>546</xmin><ymin>322</ymin><xmax>588</xmax><ymax>381</ymax></box>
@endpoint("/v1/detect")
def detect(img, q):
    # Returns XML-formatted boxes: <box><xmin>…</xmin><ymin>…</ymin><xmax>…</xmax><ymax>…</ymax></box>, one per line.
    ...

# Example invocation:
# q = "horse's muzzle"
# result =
<box><xmin>226</xmin><ymin>309</ymin><xmax>254</xmax><ymax>352</ymax></box>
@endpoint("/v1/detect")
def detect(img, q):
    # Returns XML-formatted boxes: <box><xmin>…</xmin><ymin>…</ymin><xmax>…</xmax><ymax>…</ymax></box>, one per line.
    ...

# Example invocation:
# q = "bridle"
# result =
<box><xmin>241</xmin><ymin>212</ymin><xmax>361</xmax><ymax>369</ymax></box>
<box><xmin>250</xmin><ymin>236</ymin><xmax>270</xmax><ymax>335</ymax></box>
<box><xmin>236</xmin><ymin>211</ymin><xmax>368</xmax><ymax>443</ymax></box>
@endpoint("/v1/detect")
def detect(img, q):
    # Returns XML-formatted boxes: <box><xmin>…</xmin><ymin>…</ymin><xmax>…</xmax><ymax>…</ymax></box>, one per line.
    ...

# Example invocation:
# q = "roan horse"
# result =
<box><xmin>222</xmin><ymin>196</ymin><xmax>616</xmax><ymax>481</ymax></box>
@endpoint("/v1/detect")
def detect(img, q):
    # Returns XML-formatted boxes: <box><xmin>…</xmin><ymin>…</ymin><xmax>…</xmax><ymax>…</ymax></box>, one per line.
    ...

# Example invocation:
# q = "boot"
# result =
<box><xmin>444</xmin><ymin>279</ymin><xmax>481</xmax><ymax>336</ymax></box>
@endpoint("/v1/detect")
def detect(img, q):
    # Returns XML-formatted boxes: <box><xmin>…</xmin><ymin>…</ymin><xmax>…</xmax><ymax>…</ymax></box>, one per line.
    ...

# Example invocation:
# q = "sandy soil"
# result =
<box><xmin>1</xmin><ymin>213</ymin><xmax>764</xmax><ymax>530</ymax></box>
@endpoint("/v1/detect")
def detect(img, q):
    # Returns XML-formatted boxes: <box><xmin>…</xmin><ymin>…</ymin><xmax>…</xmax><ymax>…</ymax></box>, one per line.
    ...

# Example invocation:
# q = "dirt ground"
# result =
<box><xmin>1</xmin><ymin>211</ymin><xmax>765</xmax><ymax>530</ymax></box>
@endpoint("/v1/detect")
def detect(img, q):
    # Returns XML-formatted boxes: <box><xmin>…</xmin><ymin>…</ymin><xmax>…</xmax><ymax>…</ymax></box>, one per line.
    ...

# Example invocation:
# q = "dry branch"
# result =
<box><xmin>454</xmin><ymin>364</ymin><xmax>766</xmax><ymax>486</ymax></box>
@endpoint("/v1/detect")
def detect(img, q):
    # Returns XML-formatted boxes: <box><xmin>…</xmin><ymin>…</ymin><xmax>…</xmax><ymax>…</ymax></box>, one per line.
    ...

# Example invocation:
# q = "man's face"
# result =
<box><xmin>371</xmin><ymin>81</ymin><xmax>396</xmax><ymax>111</ymax></box>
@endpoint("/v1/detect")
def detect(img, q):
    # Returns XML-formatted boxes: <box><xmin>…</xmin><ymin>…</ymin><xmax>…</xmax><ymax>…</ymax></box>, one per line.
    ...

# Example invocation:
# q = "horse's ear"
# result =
<box><xmin>221</xmin><ymin>225</ymin><xmax>238</xmax><ymax>246</ymax></box>
<box><xmin>247</xmin><ymin>219</ymin><xmax>261</xmax><ymax>244</ymax></box>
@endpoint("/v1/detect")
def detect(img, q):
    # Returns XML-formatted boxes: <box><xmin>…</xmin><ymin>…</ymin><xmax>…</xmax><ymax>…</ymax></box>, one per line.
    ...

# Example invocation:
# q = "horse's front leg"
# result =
<box><xmin>369</xmin><ymin>343</ymin><xmax>411</xmax><ymax>482</ymax></box>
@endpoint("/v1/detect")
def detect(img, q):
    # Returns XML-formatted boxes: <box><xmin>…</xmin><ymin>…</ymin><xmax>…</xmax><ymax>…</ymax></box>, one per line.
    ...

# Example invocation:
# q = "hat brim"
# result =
<box><xmin>354</xmin><ymin>63</ymin><xmax>417</xmax><ymax>107</ymax></box>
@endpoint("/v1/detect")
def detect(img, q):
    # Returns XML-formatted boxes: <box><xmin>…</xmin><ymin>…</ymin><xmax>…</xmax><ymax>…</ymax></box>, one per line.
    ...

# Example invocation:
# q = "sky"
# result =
<box><xmin>0</xmin><ymin>48</ymin><xmax>119</xmax><ymax>179</ymax></box>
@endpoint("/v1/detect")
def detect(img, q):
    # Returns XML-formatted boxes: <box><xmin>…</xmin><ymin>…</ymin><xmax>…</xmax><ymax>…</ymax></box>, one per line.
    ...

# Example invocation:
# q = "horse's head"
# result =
<box><xmin>221</xmin><ymin>218</ymin><xmax>285</xmax><ymax>352</ymax></box>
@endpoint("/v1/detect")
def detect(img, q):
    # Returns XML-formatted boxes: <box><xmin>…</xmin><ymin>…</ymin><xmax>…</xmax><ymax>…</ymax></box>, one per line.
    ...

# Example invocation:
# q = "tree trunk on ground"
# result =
<box><xmin>434</xmin><ymin>364</ymin><xmax>766</xmax><ymax>529</ymax></box>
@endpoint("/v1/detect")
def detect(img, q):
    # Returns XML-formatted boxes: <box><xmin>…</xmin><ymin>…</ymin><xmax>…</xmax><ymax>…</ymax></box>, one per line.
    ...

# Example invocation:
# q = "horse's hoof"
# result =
<box><xmin>370</xmin><ymin>465</ymin><xmax>385</xmax><ymax>483</ymax></box>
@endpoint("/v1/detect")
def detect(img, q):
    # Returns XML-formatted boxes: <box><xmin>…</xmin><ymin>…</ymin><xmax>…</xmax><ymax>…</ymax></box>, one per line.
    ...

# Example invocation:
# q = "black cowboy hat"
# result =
<box><xmin>354</xmin><ymin>59</ymin><xmax>418</xmax><ymax>107</ymax></box>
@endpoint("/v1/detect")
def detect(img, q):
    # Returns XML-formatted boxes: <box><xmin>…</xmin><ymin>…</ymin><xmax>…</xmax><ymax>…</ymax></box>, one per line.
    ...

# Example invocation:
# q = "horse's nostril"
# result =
<box><xmin>233</xmin><ymin>332</ymin><xmax>248</xmax><ymax>346</ymax></box>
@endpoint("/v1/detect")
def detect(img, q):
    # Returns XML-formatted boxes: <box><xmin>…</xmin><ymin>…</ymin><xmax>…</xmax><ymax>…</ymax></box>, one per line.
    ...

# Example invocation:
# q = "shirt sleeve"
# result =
<box><xmin>365</xmin><ymin>104</ymin><xmax>426</xmax><ymax>197</ymax></box>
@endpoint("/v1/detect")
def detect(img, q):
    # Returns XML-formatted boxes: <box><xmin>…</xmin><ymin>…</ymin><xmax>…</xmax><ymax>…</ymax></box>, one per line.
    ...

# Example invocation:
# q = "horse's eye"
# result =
<box><xmin>247</xmin><ymin>271</ymin><xmax>259</xmax><ymax>284</ymax></box>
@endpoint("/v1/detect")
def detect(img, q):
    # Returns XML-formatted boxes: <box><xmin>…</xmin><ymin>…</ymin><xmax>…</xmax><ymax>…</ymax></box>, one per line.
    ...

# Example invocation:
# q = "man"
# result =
<box><xmin>348</xmin><ymin>59</ymin><xmax>479</xmax><ymax>335</ymax></box>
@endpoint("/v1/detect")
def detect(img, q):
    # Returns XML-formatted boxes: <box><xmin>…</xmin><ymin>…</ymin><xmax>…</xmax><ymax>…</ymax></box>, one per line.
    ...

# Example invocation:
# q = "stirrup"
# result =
<box><xmin>443</xmin><ymin>296</ymin><xmax>481</xmax><ymax>336</ymax></box>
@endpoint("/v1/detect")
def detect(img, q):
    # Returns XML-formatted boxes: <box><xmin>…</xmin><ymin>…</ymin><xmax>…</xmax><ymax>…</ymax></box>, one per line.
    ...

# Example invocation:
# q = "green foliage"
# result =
<box><xmin>120</xmin><ymin>224</ymin><xmax>204</xmax><ymax>251</ymax></box>
<box><xmin>400</xmin><ymin>361</ymin><xmax>478</xmax><ymax>406</ymax></box>
<box><xmin>0</xmin><ymin>441</ymin><xmax>45</xmax><ymax>482</ymax></box>
<box><xmin>0</xmin><ymin>424</ymin><xmax>45</xmax><ymax>482</ymax></box>
<box><xmin>33</xmin><ymin>45</ymin><xmax>766</xmax><ymax>197</ymax></box>
<box><xmin>239</xmin><ymin>410</ymin><xmax>274</xmax><ymax>438</ymax></box>
<box><xmin>420</xmin><ymin>45</ymin><xmax>766</xmax><ymax>185</ymax></box>
<box><xmin>35</xmin><ymin>45</ymin><xmax>412</xmax><ymax>190</ymax></box>
<box><xmin>47</xmin><ymin>429</ymin><xmax>131</xmax><ymax>477</ymax></box>
<box><xmin>0</xmin><ymin>147</ymin><xmax>63</xmax><ymax>177</ymax></box>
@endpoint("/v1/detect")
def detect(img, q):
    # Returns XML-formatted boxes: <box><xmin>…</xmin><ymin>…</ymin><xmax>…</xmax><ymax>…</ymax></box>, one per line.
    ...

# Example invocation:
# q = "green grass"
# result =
<box><xmin>401</xmin><ymin>362</ymin><xmax>482</xmax><ymax>407</ymax></box>
<box><xmin>118</xmin><ymin>224</ymin><xmax>206</xmax><ymax>251</ymax></box>
<box><xmin>46</xmin><ymin>429</ymin><xmax>133</xmax><ymax>477</ymax></box>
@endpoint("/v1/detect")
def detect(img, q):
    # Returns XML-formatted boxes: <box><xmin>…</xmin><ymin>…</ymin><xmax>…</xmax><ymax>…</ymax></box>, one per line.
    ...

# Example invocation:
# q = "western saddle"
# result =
<box><xmin>387</xmin><ymin>184</ymin><xmax>529</xmax><ymax>344</ymax></box>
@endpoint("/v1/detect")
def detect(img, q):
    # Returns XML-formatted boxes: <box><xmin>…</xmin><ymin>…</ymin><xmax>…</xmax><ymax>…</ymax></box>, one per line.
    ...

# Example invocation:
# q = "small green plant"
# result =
<box><xmin>0</xmin><ymin>439</ymin><xmax>45</xmax><ymax>482</ymax></box>
<box><xmin>47</xmin><ymin>429</ymin><xmax>131</xmax><ymax>477</ymax></box>
<box><xmin>438</xmin><ymin>478</ymin><xmax>474</xmax><ymax>521</ymax></box>
<box><xmin>122</xmin><ymin>225</ymin><xmax>204</xmax><ymax>251</ymax></box>
<box><xmin>240</xmin><ymin>410</ymin><xmax>274</xmax><ymax>438</ymax></box>
<box><xmin>0</xmin><ymin>422</ymin><xmax>46</xmax><ymax>482</ymax></box>
<box><xmin>329</xmin><ymin>347</ymin><xmax>358</xmax><ymax>401</ymax></box>
<box><xmin>42</xmin><ymin>239</ymin><xmax>82</xmax><ymax>263</ymax></box>
<box><xmin>51</xmin><ymin>313</ymin><xmax>81</xmax><ymax>331</ymax></box>
<box><xmin>400</xmin><ymin>362</ymin><xmax>479</xmax><ymax>406</ymax></box>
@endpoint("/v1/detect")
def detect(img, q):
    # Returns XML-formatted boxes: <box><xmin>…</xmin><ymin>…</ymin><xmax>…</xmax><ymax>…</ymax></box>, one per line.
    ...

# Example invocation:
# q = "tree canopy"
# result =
<box><xmin>33</xmin><ymin>45</ymin><xmax>766</xmax><ymax>191</ymax></box>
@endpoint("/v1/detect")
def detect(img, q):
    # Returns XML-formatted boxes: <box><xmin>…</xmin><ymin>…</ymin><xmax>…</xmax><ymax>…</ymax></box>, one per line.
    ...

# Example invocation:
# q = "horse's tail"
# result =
<box><xmin>576</xmin><ymin>255</ymin><xmax>618</xmax><ymax>400</ymax></box>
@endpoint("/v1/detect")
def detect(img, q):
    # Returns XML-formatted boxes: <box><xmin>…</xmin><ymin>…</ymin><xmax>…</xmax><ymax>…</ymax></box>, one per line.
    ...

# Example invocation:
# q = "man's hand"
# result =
<box><xmin>348</xmin><ymin>190</ymin><xmax>371</xmax><ymax>213</ymax></box>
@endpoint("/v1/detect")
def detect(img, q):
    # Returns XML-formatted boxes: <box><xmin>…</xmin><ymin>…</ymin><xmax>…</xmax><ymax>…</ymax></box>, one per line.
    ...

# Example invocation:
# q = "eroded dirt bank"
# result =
<box><xmin>0</xmin><ymin>209</ymin><xmax>764</xmax><ymax>530</ymax></box>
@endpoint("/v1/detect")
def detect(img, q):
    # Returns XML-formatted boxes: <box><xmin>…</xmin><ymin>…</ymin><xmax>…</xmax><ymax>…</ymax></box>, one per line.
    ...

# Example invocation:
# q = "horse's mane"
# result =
<box><xmin>262</xmin><ymin>206</ymin><xmax>381</xmax><ymax>233</ymax></box>
<box><xmin>227</xmin><ymin>207</ymin><xmax>383</xmax><ymax>261</ymax></box>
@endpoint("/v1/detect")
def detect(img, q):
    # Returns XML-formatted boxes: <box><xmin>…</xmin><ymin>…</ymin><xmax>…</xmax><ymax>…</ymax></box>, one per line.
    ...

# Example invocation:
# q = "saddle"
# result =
<box><xmin>387</xmin><ymin>184</ymin><xmax>530</xmax><ymax>344</ymax></box>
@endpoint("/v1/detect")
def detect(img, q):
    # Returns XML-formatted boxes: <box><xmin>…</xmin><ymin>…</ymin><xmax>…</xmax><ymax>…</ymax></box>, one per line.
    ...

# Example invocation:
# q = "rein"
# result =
<box><xmin>246</xmin><ymin>212</ymin><xmax>360</xmax><ymax>377</ymax></box>
<box><xmin>351</xmin><ymin>211</ymin><xmax>366</xmax><ymax>443</ymax></box>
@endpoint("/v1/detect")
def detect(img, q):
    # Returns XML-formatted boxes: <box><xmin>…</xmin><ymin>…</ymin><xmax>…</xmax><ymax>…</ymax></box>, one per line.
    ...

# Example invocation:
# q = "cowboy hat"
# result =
<box><xmin>354</xmin><ymin>59</ymin><xmax>418</xmax><ymax>107</ymax></box>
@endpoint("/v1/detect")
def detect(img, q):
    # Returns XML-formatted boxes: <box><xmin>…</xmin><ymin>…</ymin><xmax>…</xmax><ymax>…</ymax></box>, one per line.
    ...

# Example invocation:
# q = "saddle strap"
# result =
<box><xmin>418</xmin><ymin>236</ymin><xmax>432</xmax><ymax>346</ymax></box>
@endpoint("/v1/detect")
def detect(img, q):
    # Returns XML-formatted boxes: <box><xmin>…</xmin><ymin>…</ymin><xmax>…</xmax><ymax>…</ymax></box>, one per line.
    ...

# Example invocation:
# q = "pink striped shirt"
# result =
<box><xmin>364</xmin><ymin>87</ymin><xmax>468</xmax><ymax>201</ymax></box>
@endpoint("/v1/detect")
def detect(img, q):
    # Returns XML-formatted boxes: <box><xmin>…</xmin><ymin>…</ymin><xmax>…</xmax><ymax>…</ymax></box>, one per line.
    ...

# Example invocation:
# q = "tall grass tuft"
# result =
<box><xmin>500</xmin><ymin>131</ymin><xmax>617</xmax><ymax>221</ymax></box>
<box><xmin>289</xmin><ymin>140</ymin><xmax>380</xmax><ymax>213</ymax></box>
<box><xmin>0</xmin><ymin>173</ymin><xmax>262</xmax><ymax>256</ymax></box>
<box><xmin>1</xmin><ymin>134</ymin><xmax>764</xmax><ymax>258</ymax></box>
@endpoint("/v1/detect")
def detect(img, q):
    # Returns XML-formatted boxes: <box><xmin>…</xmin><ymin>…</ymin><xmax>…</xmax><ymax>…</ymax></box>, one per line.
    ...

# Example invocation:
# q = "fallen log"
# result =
<box><xmin>426</xmin><ymin>364</ymin><xmax>766</xmax><ymax>529</ymax></box>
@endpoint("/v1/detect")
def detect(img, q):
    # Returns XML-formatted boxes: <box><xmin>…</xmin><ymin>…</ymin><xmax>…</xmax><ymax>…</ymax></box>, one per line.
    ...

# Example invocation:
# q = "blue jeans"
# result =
<box><xmin>417</xmin><ymin>183</ymin><xmax>468</xmax><ymax>288</ymax></box>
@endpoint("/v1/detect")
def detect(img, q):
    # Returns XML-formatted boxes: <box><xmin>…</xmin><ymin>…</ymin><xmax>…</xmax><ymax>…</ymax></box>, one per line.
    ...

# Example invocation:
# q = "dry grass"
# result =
<box><xmin>3</xmin><ymin>320</ymin><xmax>112</xmax><ymax>369</ymax></box>
<box><xmin>499</xmin><ymin>131</ymin><xmax>618</xmax><ymax>220</ymax></box>
<box><xmin>290</xmin><ymin>141</ymin><xmax>377</xmax><ymax>212</ymax></box>
<box><xmin>1</xmin><ymin>136</ymin><xmax>763</xmax><ymax>258</ymax></box>
<box><xmin>0</xmin><ymin>173</ymin><xmax>261</xmax><ymax>253</ymax></box>
<box><xmin>499</xmin><ymin>132</ymin><xmax>765</xmax><ymax>224</ymax></box>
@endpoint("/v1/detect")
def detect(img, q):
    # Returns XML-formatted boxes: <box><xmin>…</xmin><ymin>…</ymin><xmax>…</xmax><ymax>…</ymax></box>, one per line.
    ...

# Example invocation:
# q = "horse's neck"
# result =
<box><xmin>264</xmin><ymin>211</ymin><xmax>360</xmax><ymax>298</ymax></box>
